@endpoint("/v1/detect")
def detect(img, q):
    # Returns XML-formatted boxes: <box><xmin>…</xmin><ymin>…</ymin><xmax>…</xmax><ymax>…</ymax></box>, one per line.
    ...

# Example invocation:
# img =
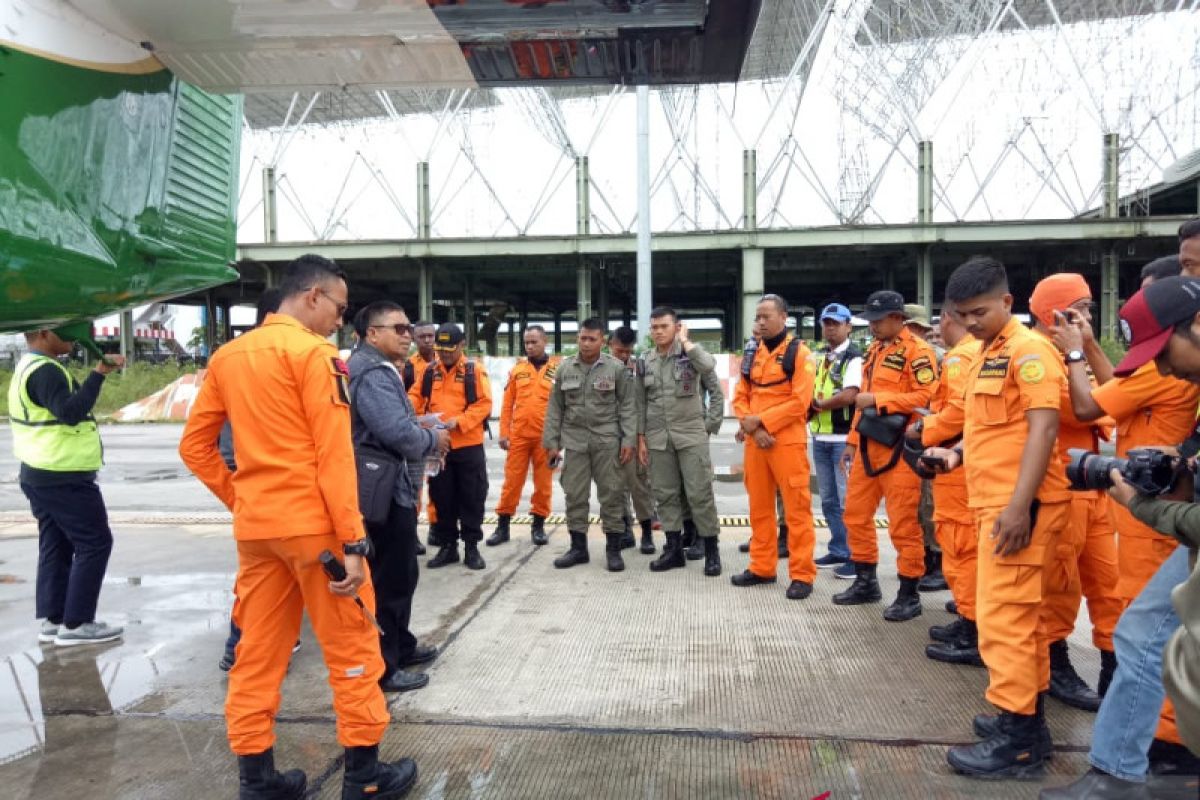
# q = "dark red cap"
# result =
<box><xmin>1113</xmin><ymin>276</ymin><xmax>1200</xmax><ymax>377</ymax></box>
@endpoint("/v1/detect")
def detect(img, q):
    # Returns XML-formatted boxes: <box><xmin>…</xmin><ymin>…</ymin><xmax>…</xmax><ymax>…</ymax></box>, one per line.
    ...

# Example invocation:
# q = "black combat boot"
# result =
<box><xmin>683</xmin><ymin>520</ymin><xmax>704</xmax><ymax>560</ymax></box>
<box><xmin>605</xmin><ymin>532</ymin><xmax>625</xmax><ymax>572</ymax></box>
<box><xmin>530</xmin><ymin>514</ymin><xmax>549</xmax><ymax>546</ymax></box>
<box><xmin>738</xmin><ymin>539</ymin><xmax>750</xmax><ymax>553</ymax></box>
<box><xmin>1097</xmin><ymin>648</ymin><xmax>1117</xmax><ymax>697</ymax></box>
<box><xmin>917</xmin><ymin>549</ymin><xmax>948</xmax><ymax>591</ymax></box>
<box><xmin>426</xmin><ymin>544</ymin><xmax>459</xmax><ymax>569</ymax></box>
<box><xmin>972</xmin><ymin>694</ymin><xmax>1052</xmax><ymax>759</ymax></box>
<box><xmin>1048</xmin><ymin>639</ymin><xmax>1100</xmax><ymax>712</ymax></box>
<box><xmin>553</xmin><ymin>531</ymin><xmax>589</xmax><ymax>568</ymax></box>
<box><xmin>949</xmin><ymin>699</ymin><xmax>1051</xmax><ymax>778</ymax></box>
<box><xmin>238</xmin><ymin>749</ymin><xmax>306</xmax><ymax>800</ymax></box>
<box><xmin>485</xmin><ymin>515</ymin><xmax>510</xmax><ymax>546</ymax></box>
<box><xmin>928</xmin><ymin>615</ymin><xmax>969</xmax><ymax>644</ymax></box>
<box><xmin>831</xmin><ymin>562</ymin><xmax>882</xmax><ymax>605</ymax></box>
<box><xmin>925</xmin><ymin>617</ymin><xmax>985</xmax><ymax>667</ymax></box>
<box><xmin>1038</xmin><ymin>768</ymin><xmax>1150</xmax><ymax>800</ymax></box>
<box><xmin>650</xmin><ymin>532</ymin><xmax>685</xmax><ymax>572</ymax></box>
<box><xmin>619</xmin><ymin>515</ymin><xmax>636</xmax><ymax>549</ymax></box>
<box><xmin>945</xmin><ymin>599</ymin><xmax>958</xmax><ymax>614</ymax></box>
<box><xmin>463</xmin><ymin>543</ymin><xmax>486</xmax><ymax>570</ymax></box>
<box><xmin>777</xmin><ymin>524</ymin><xmax>790</xmax><ymax>559</ymax></box>
<box><xmin>342</xmin><ymin>744</ymin><xmax>417</xmax><ymax>800</ymax></box>
<box><xmin>639</xmin><ymin>519</ymin><xmax>655</xmax><ymax>554</ymax></box>
<box><xmin>702</xmin><ymin>535</ymin><xmax>721</xmax><ymax>577</ymax></box>
<box><xmin>883</xmin><ymin>576</ymin><xmax>922</xmax><ymax>621</ymax></box>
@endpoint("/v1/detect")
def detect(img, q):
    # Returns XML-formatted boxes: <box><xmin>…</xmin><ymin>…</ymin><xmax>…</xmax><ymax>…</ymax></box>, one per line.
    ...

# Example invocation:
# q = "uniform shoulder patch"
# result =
<box><xmin>329</xmin><ymin>357</ymin><xmax>351</xmax><ymax>405</ymax></box>
<box><xmin>1018</xmin><ymin>358</ymin><xmax>1046</xmax><ymax>384</ymax></box>
<box><xmin>915</xmin><ymin>367</ymin><xmax>935</xmax><ymax>385</ymax></box>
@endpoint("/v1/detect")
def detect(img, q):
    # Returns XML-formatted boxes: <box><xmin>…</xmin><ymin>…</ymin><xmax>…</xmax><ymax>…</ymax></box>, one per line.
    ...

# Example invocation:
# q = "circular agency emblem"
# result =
<box><xmin>1019</xmin><ymin>359</ymin><xmax>1046</xmax><ymax>384</ymax></box>
<box><xmin>1119</xmin><ymin>318</ymin><xmax>1134</xmax><ymax>347</ymax></box>
<box><xmin>916</xmin><ymin>366</ymin><xmax>935</xmax><ymax>384</ymax></box>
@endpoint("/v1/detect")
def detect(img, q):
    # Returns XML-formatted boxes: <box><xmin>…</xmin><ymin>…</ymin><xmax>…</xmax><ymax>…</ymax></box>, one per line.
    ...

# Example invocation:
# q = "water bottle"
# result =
<box><xmin>425</xmin><ymin>423</ymin><xmax>447</xmax><ymax>477</ymax></box>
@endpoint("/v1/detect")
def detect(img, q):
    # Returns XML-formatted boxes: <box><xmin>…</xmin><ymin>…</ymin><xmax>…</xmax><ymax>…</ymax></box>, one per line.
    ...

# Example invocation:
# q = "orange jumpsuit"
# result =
<box><xmin>921</xmin><ymin>335</ymin><xmax>980</xmax><ymax>621</ymax></box>
<box><xmin>179</xmin><ymin>313</ymin><xmax>389</xmax><ymax>754</ymax></box>
<box><xmin>1032</xmin><ymin>331</ymin><xmax>1121</xmax><ymax>653</ymax></box>
<box><xmin>925</xmin><ymin>316</ymin><xmax>1070</xmax><ymax>715</ymax></box>
<box><xmin>845</xmin><ymin>327</ymin><xmax>938</xmax><ymax>579</ymax></box>
<box><xmin>496</xmin><ymin>356</ymin><xmax>561</xmax><ymax>518</ymax></box>
<box><xmin>1091</xmin><ymin>361</ymin><xmax>1200</xmax><ymax>744</ymax></box>
<box><xmin>733</xmin><ymin>335</ymin><xmax>818</xmax><ymax>583</ymax></box>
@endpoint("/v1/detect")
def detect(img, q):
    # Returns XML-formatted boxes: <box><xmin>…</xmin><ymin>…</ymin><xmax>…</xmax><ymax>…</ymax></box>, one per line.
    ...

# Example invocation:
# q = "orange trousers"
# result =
<box><xmin>228</xmin><ymin>535</ymin><xmax>390</xmax><ymax>755</ymax></box>
<box><xmin>844</xmin><ymin>455</ymin><xmax>924</xmax><ymax>579</ymax></box>
<box><xmin>495</xmin><ymin>435</ymin><xmax>553</xmax><ymax>518</ymax></box>
<box><xmin>742</xmin><ymin>441</ymin><xmax>816</xmax><ymax>583</ymax></box>
<box><xmin>975</xmin><ymin>501</ymin><xmax>1069</xmax><ymax>715</ymax></box>
<box><xmin>932</xmin><ymin>478</ymin><xmax>975</xmax><ymax>620</ymax></box>
<box><xmin>1115</xmin><ymin>511</ymin><xmax>1185</xmax><ymax>745</ymax></box>
<box><xmin>1040</xmin><ymin>493</ymin><xmax>1121</xmax><ymax>651</ymax></box>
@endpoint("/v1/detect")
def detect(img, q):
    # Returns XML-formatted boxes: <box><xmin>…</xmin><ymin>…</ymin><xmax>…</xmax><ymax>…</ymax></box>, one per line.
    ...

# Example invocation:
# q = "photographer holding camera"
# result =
<box><xmin>1043</xmin><ymin>276</ymin><xmax>1200</xmax><ymax>799</ymax></box>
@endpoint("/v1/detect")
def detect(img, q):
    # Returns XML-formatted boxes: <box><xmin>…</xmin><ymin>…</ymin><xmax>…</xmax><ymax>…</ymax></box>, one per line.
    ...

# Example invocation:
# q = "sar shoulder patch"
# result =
<box><xmin>915</xmin><ymin>367</ymin><xmax>935</xmax><ymax>385</ymax></box>
<box><xmin>330</xmin><ymin>357</ymin><xmax>351</xmax><ymax>405</ymax></box>
<box><xmin>1018</xmin><ymin>358</ymin><xmax>1046</xmax><ymax>384</ymax></box>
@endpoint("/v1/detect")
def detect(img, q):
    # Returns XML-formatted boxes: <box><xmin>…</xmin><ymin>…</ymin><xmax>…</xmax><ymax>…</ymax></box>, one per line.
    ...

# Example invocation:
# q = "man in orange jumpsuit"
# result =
<box><xmin>488</xmin><ymin>324</ymin><xmax>559</xmax><ymax>547</ymax></box>
<box><xmin>1053</xmin><ymin>264</ymin><xmax>1200</xmax><ymax>760</ymax></box>
<box><xmin>919</xmin><ymin>256</ymin><xmax>1070</xmax><ymax>778</ymax></box>
<box><xmin>410</xmin><ymin>323</ymin><xmax>493</xmax><ymax>571</ymax></box>
<box><xmin>918</xmin><ymin>308</ymin><xmax>982</xmax><ymax>666</ymax></box>
<box><xmin>179</xmin><ymin>254</ymin><xmax>416</xmax><ymax>800</ymax></box>
<box><xmin>404</xmin><ymin>321</ymin><xmax>438</xmax><ymax>553</ymax></box>
<box><xmin>1026</xmin><ymin>274</ymin><xmax>1122</xmax><ymax>713</ymax></box>
<box><xmin>834</xmin><ymin>290</ymin><xmax>937</xmax><ymax>621</ymax></box>
<box><xmin>730</xmin><ymin>294</ymin><xmax>819</xmax><ymax>600</ymax></box>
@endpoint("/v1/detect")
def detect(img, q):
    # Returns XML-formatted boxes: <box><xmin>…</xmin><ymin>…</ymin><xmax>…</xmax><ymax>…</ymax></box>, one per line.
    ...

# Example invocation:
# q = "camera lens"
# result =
<box><xmin>1067</xmin><ymin>448</ymin><xmax>1122</xmax><ymax>492</ymax></box>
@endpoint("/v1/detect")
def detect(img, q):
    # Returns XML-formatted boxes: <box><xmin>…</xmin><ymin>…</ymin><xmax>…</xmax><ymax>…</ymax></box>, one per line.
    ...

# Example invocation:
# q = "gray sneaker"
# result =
<box><xmin>54</xmin><ymin>621</ymin><xmax>123</xmax><ymax>647</ymax></box>
<box><xmin>38</xmin><ymin>621</ymin><xmax>59</xmax><ymax>643</ymax></box>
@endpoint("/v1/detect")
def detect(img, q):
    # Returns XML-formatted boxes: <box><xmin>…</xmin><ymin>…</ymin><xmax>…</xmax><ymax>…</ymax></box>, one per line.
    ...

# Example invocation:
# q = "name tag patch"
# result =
<box><xmin>978</xmin><ymin>356</ymin><xmax>1011</xmax><ymax>380</ymax></box>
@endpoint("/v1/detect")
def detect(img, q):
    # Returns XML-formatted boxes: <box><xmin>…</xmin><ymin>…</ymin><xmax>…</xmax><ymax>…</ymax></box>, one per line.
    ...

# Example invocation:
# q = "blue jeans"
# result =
<box><xmin>812</xmin><ymin>439</ymin><xmax>850</xmax><ymax>559</ymax></box>
<box><xmin>1090</xmin><ymin>544</ymin><xmax>1188</xmax><ymax>782</ymax></box>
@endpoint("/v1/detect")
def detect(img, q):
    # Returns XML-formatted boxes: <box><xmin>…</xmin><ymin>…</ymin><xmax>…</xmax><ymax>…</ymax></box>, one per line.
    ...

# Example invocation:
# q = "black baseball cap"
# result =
<box><xmin>860</xmin><ymin>290</ymin><xmax>906</xmax><ymax>321</ymax></box>
<box><xmin>434</xmin><ymin>323</ymin><xmax>465</xmax><ymax>351</ymax></box>
<box><xmin>1114</xmin><ymin>276</ymin><xmax>1200</xmax><ymax>376</ymax></box>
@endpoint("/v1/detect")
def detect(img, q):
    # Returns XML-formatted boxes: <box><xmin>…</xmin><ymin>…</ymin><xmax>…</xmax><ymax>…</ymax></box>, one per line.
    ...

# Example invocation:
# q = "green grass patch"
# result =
<box><xmin>0</xmin><ymin>362</ymin><xmax>197</xmax><ymax>420</ymax></box>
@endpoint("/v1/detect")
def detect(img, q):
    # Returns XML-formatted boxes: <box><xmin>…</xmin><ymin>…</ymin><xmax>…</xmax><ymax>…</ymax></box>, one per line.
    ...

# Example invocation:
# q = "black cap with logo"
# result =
<box><xmin>434</xmin><ymin>323</ymin><xmax>465</xmax><ymax>351</ymax></box>
<box><xmin>859</xmin><ymin>290</ymin><xmax>906</xmax><ymax>321</ymax></box>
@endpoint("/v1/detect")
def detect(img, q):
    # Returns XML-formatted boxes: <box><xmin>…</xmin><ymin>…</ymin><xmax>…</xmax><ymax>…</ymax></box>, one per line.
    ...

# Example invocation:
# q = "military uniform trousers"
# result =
<box><xmin>622</xmin><ymin>456</ymin><xmax>656</xmax><ymax>522</ymax></box>
<box><xmin>562</xmin><ymin>437</ymin><xmax>627</xmax><ymax>533</ymax></box>
<box><xmin>228</xmin><ymin>534</ymin><xmax>390</xmax><ymax>754</ymax></box>
<box><xmin>496</xmin><ymin>435</ymin><xmax>553</xmax><ymax>519</ymax></box>
<box><xmin>974</xmin><ymin>501</ymin><xmax>1069</xmax><ymax>716</ymax></box>
<box><xmin>649</xmin><ymin>442</ymin><xmax>718</xmax><ymax>535</ymax></box>
<box><xmin>742</xmin><ymin>441</ymin><xmax>817</xmax><ymax>583</ymax></box>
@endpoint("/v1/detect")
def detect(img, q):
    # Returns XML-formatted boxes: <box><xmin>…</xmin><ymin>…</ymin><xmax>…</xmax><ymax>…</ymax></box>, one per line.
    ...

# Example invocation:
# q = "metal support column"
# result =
<box><xmin>636</xmin><ymin>85</ymin><xmax>652</xmax><ymax>339</ymax></box>
<box><xmin>1100</xmin><ymin>133</ymin><xmax>1120</xmax><ymax>340</ymax></box>
<box><xmin>552</xmin><ymin>309</ymin><xmax>562</xmax><ymax>353</ymax></box>
<box><xmin>743</xmin><ymin>149</ymin><xmax>757</xmax><ymax>230</ymax></box>
<box><xmin>597</xmin><ymin>261</ymin><xmax>609</xmax><ymax>326</ymax></box>
<box><xmin>203</xmin><ymin>292</ymin><xmax>217</xmax><ymax>358</ymax></box>
<box><xmin>507</xmin><ymin>318</ymin><xmax>515</xmax><ymax>356</ymax></box>
<box><xmin>917</xmin><ymin>141</ymin><xmax>933</xmax><ymax>225</ymax></box>
<box><xmin>119</xmin><ymin>310</ymin><xmax>135</xmax><ymax>365</ymax></box>
<box><xmin>741</xmin><ymin>248</ymin><xmax>765</xmax><ymax>339</ymax></box>
<box><xmin>417</xmin><ymin>162</ymin><xmax>431</xmax><ymax>239</ymax></box>
<box><xmin>917</xmin><ymin>248</ymin><xmax>933</xmax><ymax>312</ymax></box>
<box><xmin>418</xmin><ymin>261</ymin><xmax>433</xmax><ymax>322</ymax></box>
<box><xmin>576</xmin><ymin>156</ymin><xmax>590</xmax><ymax>236</ymax></box>
<box><xmin>577</xmin><ymin>260</ymin><xmax>592</xmax><ymax>324</ymax></box>
<box><xmin>262</xmin><ymin>166</ymin><xmax>278</xmax><ymax>243</ymax></box>
<box><xmin>463</xmin><ymin>276</ymin><xmax>476</xmax><ymax>350</ymax></box>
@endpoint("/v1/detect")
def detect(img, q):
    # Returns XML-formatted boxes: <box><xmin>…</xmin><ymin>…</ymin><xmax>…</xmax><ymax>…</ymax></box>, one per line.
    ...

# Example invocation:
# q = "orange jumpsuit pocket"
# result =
<box><xmin>970</xmin><ymin>380</ymin><xmax>1008</xmax><ymax>425</ymax></box>
<box><xmin>988</xmin><ymin>545</ymin><xmax>1046</xmax><ymax>604</ymax></box>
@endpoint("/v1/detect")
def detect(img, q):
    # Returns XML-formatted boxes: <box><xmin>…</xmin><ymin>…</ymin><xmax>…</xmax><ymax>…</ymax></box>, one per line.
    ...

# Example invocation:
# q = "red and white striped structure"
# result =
<box><xmin>94</xmin><ymin>327</ymin><xmax>175</xmax><ymax>340</ymax></box>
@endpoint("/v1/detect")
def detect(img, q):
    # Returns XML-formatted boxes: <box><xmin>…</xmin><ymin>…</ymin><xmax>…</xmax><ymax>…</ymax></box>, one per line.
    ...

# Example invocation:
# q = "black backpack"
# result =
<box><xmin>741</xmin><ymin>335</ymin><xmax>802</xmax><ymax>387</ymax></box>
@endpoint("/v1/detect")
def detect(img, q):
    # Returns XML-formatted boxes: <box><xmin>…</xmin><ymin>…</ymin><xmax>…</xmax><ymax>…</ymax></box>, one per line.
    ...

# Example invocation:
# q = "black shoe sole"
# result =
<box><xmin>731</xmin><ymin>575</ymin><xmax>777</xmax><ymax>587</ymax></box>
<box><xmin>946</xmin><ymin>750</ymin><xmax>1047</xmax><ymax>780</ymax></box>
<box><xmin>925</xmin><ymin>645</ymin><xmax>985</xmax><ymax>667</ymax></box>
<box><xmin>883</xmin><ymin>606</ymin><xmax>923</xmax><ymax>622</ymax></box>
<box><xmin>379</xmin><ymin>673</ymin><xmax>430</xmax><ymax>693</ymax></box>
<box><xmin>484</xmin><ymin>538</ymin><xmax>508</xmax><ymax>547</ymax></box>
<box><xmin>831</xmin><ymin>591</ymin><xmax>882</xmax><ymax>605</ymax></box>
<box><xmin>532</xmin><ymin>537</ymin><xmax>549</xmax><ymax>546</ymax></box>
<box><xmin>918</xmin><ymin>578</ymin><xmax>949</xmax><ymax>592</ymax></box>
<box><xmin>737</xmin><ymin>543</ymin><xmax>750</xmax><ymax>553</ymax></box>
<box><xmin>640</xmin><ymin>545</ymin><xmax>656</xmax><ymax>554</ymax></box>
<box><xmin>344</xmin><ymin>762</ymin><xmax>418</xmax><ymax>800</ymax></box>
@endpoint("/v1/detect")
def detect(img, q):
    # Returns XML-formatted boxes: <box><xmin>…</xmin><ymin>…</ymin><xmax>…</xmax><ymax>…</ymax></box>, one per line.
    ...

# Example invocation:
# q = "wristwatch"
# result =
<box><xmin>1065</xmin><ymin>349</ymin><xmax>1085</xmax><ymax>364</ymax></box>
<box><xmin>343</xmin><ymin>539</ymin><xmax>372</xmax><ymax>557</ymax></box>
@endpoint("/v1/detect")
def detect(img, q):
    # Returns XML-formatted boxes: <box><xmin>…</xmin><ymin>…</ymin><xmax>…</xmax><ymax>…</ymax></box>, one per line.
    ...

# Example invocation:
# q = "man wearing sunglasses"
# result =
<box><xmin>348</xmin><ymin>302</ymin><xmax>450</xmax><ymax>694</ymax></box>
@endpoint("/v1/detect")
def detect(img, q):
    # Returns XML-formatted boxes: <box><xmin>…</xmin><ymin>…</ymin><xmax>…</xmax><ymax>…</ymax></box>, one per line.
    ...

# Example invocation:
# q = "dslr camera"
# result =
<box><xmin>1066</xmin><ymin>448</ymin><xmax>1192</xmax><ymax>496</ymax></box>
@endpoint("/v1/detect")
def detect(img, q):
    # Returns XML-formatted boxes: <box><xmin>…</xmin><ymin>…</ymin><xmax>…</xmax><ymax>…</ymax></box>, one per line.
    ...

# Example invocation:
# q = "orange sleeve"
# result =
<box><xmin>408</xmin><ymin>371</ymin><xmax>427</xmax><ymax>414</ymax></box>
<box><xmin>1013</xmin><ymin>341</ymin><xmax>1066</xmax><ymax>413</ymax></box>
<box><xmin>178</xmin><ymin>365</ymin><xmax>235</xmax><ymax>509</ymax></box>
<box><xmin>453</xmin><ymin>366</ymin><xmax>493</xmax><ymax>437</ymax></box>
<box><xmin>499</xmin><ymin>366</ymin><xmax>518</xmax><ymax>439</ymax></box>
<box><xmin>1091</xmin><ymin>363</ymin><xmax>1157</xmax><ymax>422</ymax></box>
<box><xmin>875</xmin><ymin>344</ymin><xmax>937</xmax><ymax>416</ymax></box>
<box><xmin>732</xmin><ymin>369</ymin><xmax>752</xmax><ymax>419</ymax></box>
<box><xmin>760</xmin><ymin>347</ymin><xmax>816</xmax><ymax>435</ymax></box>
<box><xmin>299</xmin><ymin>345</ymin><xmax>365</xmax><ymax>543</ymax></box>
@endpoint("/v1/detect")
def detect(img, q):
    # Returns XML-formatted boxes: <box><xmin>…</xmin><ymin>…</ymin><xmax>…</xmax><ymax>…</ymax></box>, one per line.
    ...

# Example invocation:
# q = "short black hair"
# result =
<box><xmin>610</xmin><ymin>326</ymin><xmax>637</xmax><ymax>345</ymax></box>
<box><xmin>580</xmin><ymin>318</ymin><xmax>605</xmax><ymax>333</ymax></box>
<box><xmin>758</xmin><ymin>294</ymin><xmax>788</xmax><ymax>314</ymax></box>
<box><xmin>945</xmin><ymin>256</ymin><xmax>1008</xmax><ymax>302</ymax></box>
<box><xmin>1178</xmin><ymin>218</ymin><xmax>1200</xmax><ymax>244</ymax></box>
<box><xmin>255</xmin><ymin>288</ymin><xmax>284</xmax><ymax>326</ymax></box>
<box><xmin>650</xmin><ymin>306</ymin><xmax>677</xmax><ymax>321</ymax></box>
<box><xmin>278</xmin><ymin>254</ymin><xmax>345</xmax><ymax>299</ymax></box>
<box><xmin>524</xmin><ymin>324</ymin><xmax>546</xmax><ymax>336</ymax></box>
<box><xmin>1141</xmin><ymin>255</ymin><xmax>1182</xmax><ymax>283</ymax></box>
<box><xmin>362</xmin><ymin>300</ymin><xmax>404</xmax><ymax>330</ymax></box>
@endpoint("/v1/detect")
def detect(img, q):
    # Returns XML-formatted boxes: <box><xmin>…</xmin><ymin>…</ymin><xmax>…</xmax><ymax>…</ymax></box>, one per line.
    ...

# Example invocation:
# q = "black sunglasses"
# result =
<box><xmin>371</xmin><ymin>323</ymin><xmax>414</xmax><ymax>336</ymax></box>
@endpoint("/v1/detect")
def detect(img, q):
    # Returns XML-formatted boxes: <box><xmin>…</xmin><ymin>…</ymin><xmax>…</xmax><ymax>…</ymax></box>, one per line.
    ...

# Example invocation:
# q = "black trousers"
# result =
<box><xmin>427</xmin><ymin>444</ymin><xmax>488</xmax><ymax>546</ymax></box>
<box><xmin>367</xmin><ymin>500</ymin><xmax>420</xmax><ymax>675</ymax></box>
<box><xmin>21</xmin><ymin>480</ymin><xmax>113</xmax><ymax>628</ymax></box>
